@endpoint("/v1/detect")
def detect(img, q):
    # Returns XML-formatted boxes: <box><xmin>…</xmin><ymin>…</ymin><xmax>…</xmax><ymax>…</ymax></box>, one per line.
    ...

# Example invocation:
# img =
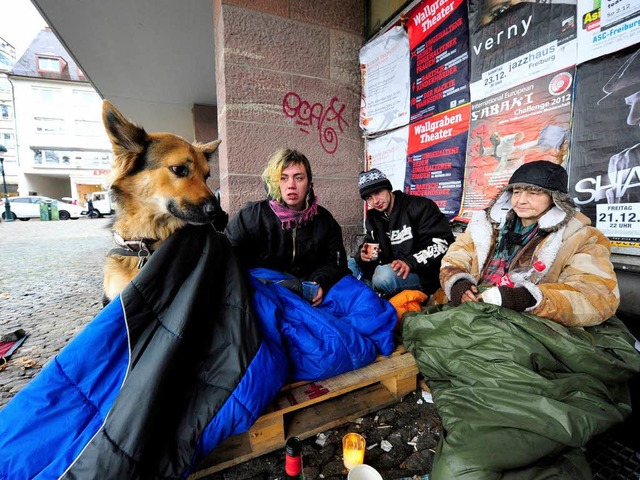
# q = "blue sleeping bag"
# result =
<box><xmin>0</xmin><ymin>227</ymin><xmax>397</xmax><ymax>479</ymax></box>
<box><xmin>0</xmin><ymin>226</ymin><xmax>287</xmax><ymax>480</ymax></box>
<box><xmin>249</xmin><ymin>268</ymin><xmax>396</xmax><ymax>381</ymax></box>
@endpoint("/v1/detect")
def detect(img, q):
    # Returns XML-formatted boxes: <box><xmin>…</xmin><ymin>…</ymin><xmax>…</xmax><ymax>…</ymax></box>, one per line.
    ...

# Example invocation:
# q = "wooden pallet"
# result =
<box><xmin>189</xmin><ymin>347</ymin><xmax>418</xmax><ymax>478</ymax></box>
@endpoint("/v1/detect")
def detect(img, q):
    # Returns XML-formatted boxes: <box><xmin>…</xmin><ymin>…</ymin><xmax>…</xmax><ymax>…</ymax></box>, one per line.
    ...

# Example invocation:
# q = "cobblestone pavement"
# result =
<box><xmin>0</xmin><ymin>217</ymin><xmax>111</xmax><ymax>408</ymax></box>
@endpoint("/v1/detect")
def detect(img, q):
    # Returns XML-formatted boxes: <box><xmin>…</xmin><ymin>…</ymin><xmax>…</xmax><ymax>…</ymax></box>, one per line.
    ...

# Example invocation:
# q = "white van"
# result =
<box><xmin>89</xmin><ymin>191</ymin><xmax>115</xmax><ymax>217</ymax></box>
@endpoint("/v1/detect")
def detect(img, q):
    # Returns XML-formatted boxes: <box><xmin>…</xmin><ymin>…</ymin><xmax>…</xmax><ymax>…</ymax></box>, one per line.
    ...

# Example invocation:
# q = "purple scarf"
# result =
<box><xmin>269</xmin><ymin>195</ymin><xmax>319</xmax><ymax>230</ymax></box>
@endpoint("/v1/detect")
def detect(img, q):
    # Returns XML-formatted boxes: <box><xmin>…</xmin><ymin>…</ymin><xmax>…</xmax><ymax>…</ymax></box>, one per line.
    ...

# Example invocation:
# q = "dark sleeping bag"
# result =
<box><xmin>402</xmin><ymin>302</ymin><xmax>640</xmax><ymax>480</ymax></box>
<box><xmin>0</xmin><ymin>225</ymin><xmax>287</xmax><ymax>480</ymax></box>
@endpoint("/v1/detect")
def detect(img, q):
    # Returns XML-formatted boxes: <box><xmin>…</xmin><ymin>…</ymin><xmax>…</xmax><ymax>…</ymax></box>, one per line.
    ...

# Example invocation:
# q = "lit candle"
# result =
<box><xmin>342</xmin><ymin>433</ymin><xmax>366</xmax><ymax>470</ymax></box>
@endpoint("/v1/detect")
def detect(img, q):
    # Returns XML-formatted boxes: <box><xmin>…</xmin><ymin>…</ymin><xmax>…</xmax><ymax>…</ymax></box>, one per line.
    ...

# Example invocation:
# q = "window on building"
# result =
<box><xmin>0</xmin><ymin>55</ymin><xmax>12</xmax><ymax>69</ymax></box>
<box><xmin>1</xmin><ymin>132</ymin><xmax>15</xmax><ymax>148</ymax></box>
<box><xmin>34</xmin><ymin>117</ymin><xmax>64</xmax><ymax>134</ymax></box>
<box><xmin>45</xmin><ymin>150</ymin><xmax>61</xmax><ymax>165</ymax></box>
<box><xmin>0</xmin><ymin>103</ymin><xmax>12</xmax><ymax>120</ymax></box>
<box><xmin>0</xmin><ymin>78</ymin><xmax>10</xmax><ymax>94</ymax></box>
<box><xmin>72</xmin><ymin>89</ymin><xmax>99</xmax><ymax>107</ymax></box>
<box><xmin>32</xmin><ymin>86</ymin><xmax>60</xmax><ymax>104</ymax></box>
<box><xmin>32</xmin><ymin>149</ymin><xmax>112</xmax><ymax>168</ymax></box>
<box><xmin>36</xmin><ymin>56</ymin><xmax>66</xmax><ymax>73</ymax></box>
<box><xmin>75</xmin><ymin>119</ymin><xmax>103</xmax><ymax>137</ymax></box>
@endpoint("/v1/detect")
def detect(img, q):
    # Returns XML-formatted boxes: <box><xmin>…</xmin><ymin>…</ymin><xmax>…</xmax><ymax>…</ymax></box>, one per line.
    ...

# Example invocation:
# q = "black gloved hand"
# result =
<box><xmin>497</xmin><ymin>286</ymin><xmax>536</xmax><ymax>311</ymax></box>
<box><xmin>449</xmin><ymin>279</ymin><xmax>474</xmax><ymax>306</ymax></box>
<box><xmin>276</xmin><ymin>278</ymin><xmax>303</xmax><ymax>296</ymax></box>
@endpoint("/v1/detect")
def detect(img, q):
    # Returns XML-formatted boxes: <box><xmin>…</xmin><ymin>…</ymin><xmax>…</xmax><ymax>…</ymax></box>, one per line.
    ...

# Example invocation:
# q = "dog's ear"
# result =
<box><xmin>198</xmin><ymin>139</ymin><xmax>222</xmax><ymax>158</ymax></box>
<box><xmin>102</xmin><ymin>100</ymin><xmax>147</xmax><ymax>155</ymax></box>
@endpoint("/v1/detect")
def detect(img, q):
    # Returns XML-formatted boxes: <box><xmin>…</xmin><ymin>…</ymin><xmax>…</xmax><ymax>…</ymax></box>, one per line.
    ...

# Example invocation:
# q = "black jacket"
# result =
<box><xmin>356</xmin><ymin>191</ymin><xmax>454</xmax><ymax>294</ymax></box>
<box><xmin>225</xmin><ymin>200</ymin><xmax>350</xmax><ymax>293</ymax></box>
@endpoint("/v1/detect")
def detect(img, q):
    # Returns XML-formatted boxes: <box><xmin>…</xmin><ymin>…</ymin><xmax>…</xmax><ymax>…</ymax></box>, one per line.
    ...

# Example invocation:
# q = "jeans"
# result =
<box><xmin>348</xmin><ymin>257</ymin><xmax>422</xmax><ymax>296</ymax></box>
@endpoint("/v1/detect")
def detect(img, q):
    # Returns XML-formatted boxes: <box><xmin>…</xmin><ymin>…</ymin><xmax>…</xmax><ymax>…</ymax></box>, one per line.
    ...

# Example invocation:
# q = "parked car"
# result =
<box><xmin>0</xmin><ymin>196</ymin><xmax>85</xmax><ymax>221</ymax></box>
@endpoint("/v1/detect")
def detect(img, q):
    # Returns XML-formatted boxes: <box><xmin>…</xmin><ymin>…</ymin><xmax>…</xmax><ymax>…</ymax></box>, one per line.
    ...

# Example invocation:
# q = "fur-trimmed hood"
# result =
<box><xmin>465</xmin><ymin>184</ymin><xmax>581</xmax><ymax>281</ymax></box>
<box><xmin>484</xmin><ymin>183</ymin><xmax>577</xmax><ymax>233</ymax></box>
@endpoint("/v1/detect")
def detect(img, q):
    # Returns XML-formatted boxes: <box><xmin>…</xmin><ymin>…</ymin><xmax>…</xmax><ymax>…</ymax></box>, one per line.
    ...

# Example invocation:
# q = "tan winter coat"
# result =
<box><xmin>440</xmin><ymin>194</ymin><xmax>620</xmax><ymax>327</ymax></box>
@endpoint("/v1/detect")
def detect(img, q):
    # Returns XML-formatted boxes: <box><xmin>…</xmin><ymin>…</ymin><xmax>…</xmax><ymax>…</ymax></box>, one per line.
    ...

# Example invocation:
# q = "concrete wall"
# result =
<box><xmin>23</xmin><ymin>173</ymin><xmax>68</xmax><ymax>199</ymax></box>
<box><xmin>214</xmin><ymin>0</ymin><xmax>366</xmax><ymax>250</ymax></box>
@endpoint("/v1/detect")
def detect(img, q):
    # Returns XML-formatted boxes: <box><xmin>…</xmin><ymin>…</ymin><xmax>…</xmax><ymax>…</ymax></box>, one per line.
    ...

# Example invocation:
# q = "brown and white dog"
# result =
<box><xmin>101</xmin><ymin>100</ymin><xmax>223</xmax><ymax>302</ymax></box>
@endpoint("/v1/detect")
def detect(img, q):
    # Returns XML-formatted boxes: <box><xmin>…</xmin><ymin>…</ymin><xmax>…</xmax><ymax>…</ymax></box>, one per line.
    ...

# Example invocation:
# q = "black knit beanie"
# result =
<box><xmin>359</xmin><ymin>168</ymin><xmax>393</xmax><ymax>200</ymax></box>
<box><xmin>508</xmin><ymin>161</ymin><xmax>568</xmax><ymax>194</ymax></box>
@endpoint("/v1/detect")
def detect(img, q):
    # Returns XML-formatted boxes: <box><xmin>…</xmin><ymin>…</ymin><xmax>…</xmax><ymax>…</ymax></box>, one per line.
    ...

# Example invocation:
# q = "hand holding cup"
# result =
<box><xmin>361</xmin><ymin>243</ymin><xmax>380</xmax><ymax>262</ymax></box>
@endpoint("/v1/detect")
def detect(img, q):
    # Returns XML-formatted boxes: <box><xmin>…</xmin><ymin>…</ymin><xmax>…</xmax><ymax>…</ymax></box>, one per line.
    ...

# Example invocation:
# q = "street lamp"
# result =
<box><xmin>0</xmin><ymin>144</ymin><xmax>13</xmax><ymax>222</ymax></box>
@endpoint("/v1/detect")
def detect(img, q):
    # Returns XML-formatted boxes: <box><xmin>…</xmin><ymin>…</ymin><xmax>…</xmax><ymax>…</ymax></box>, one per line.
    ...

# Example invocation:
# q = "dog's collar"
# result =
<box><xmin>108</xmin><ymin>232</ymin><xmax>158</xmax><ymax>269</ymax></box>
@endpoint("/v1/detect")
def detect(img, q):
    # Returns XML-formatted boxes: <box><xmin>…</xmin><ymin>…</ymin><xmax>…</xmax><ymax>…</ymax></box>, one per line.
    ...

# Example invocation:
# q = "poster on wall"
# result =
<box><xmin>602</xmin><ymin>0</ymin><xmax>640</xmax><ymax>28</ymax></box>
<box><xmin>405</xmin><ymin>103</ymin><xmax>471</xmax><ymax>219</ymax></box>
<box><xmin>570</xmin><ymin>45</ymin><xmax>640</xmax><ymax>243</ymax></box>
<box><xmin>406</xmin><ymin>0</ymin><xmax>470</xmax><ymax>123</ymax></box>
<box><xmin>467</xmin><ymin>0</ymin><xmax>577</xmax><ymax>102</ymax></box>
<box><xmin>577</xmin><ymin>1</ymin><xmax>640</xmax><ymax>64</ymax></box>
<box><xmin>365</xmin><ymin>126</ymin><xmax>409</xmax><ymax>191</ymax></box>
<box><xmin>359</xmin><ymin>26</ymin><xmax>411</xmax><ymax>135</ymax></box>
<box><xmin>459</xmin><ymin>68</ymin><xmax>574</xmax><ymax>220</ymax></box>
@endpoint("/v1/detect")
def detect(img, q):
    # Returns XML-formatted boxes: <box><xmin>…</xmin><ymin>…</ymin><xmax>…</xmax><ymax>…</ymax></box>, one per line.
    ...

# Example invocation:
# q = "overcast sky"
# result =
<box><xmin>1</xmin><ymin>0</ymin><xmax>47</xmax><ymax>59</ymax></box>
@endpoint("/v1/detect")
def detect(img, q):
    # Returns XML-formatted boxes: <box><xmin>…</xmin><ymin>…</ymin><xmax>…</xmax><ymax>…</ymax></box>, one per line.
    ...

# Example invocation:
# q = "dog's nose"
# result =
<box><xmin>203</xmin><ymin>198</ymin><xmax>228</xmax><ymax>231</ymax></box>
<box><xmin>203</xmin><ymin>200</ymin><xmax>219</xmax><ymax>217</ymax></box>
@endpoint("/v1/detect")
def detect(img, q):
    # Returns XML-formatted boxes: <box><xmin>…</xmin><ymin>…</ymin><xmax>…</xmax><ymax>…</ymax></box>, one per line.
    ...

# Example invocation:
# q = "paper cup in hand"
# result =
<box><xmin>302</xmin><ymin>281</ymin><xmax>320</xmax><ymax>302</ymax></box>
<box><xmin>481</xmin><ymin>286</ymin><xmax>502</xmax><ymax>306</ymax></box>
<box><xmin>365</xmin><ymin>243</ymin><xmax>380</xmax><ymax>260</ymax></box>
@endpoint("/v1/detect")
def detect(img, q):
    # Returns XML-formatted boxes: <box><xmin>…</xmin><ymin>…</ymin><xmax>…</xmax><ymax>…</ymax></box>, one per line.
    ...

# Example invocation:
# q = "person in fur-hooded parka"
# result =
<box><xmin>440</xmin><ymin>160</ymin><xmax>619</xmax><ymax>327</ymax></box>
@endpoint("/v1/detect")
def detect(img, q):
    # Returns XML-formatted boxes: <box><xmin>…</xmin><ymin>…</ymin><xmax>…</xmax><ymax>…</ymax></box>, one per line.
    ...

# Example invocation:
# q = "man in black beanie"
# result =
<box><xmin>349</xmin><ymin>168</ymin><xmax>454</xmax><ymax>297</ymax></box>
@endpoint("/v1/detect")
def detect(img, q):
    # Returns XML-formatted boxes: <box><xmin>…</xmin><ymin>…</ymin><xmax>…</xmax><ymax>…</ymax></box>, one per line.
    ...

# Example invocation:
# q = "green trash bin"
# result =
<box><xmin>39</xmin><ymin>200</ymin><xmax>59</xmax><ymax>221</ymax></box>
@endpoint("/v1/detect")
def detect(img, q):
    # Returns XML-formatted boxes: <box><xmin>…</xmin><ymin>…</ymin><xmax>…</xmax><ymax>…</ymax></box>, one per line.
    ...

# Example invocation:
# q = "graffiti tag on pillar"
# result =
<box><xmin>282</xmin><ymin>92</ymin><xmax>349</xmax><ymax>154</ymax></box>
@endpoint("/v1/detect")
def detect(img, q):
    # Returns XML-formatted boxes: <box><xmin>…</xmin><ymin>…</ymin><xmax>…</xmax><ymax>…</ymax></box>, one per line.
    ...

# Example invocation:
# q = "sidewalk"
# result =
<box><xmin>0</xmin><ymin>218</ymin><xmax>111</xmax><ymax>407</ymax></box>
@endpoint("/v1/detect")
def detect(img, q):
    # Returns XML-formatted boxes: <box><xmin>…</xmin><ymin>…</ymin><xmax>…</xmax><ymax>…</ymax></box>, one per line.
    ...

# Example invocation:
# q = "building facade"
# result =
<box><xmin>9</xmin><ymin>28</ymin><xmax>111</xmax><ymax>202</ymax></box>
<box><xmin>0</xmin><ymin>36</ymin><xmax>17</xmax><ymax>193</ymax></box>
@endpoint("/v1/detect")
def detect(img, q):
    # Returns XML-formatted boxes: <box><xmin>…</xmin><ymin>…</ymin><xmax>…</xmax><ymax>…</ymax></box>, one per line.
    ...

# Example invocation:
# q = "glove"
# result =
<box><xmin>275</xmin><ymin>278</ymin><xmax>303</xmax><ymax>296</ymax></box>
<box><xmin>449</xmin><ymin>279</ymin><xmax>474</xmax><ymax>306</ymax></box>
<box><xmin>497</xmin><ymin>286</ymin><xmax>536</xmax><ymax>311</ymax></box>
<box><xmin>0</xmin><ymin>329</ymin><xmax>26</xmax><ymax>343</ymax></box>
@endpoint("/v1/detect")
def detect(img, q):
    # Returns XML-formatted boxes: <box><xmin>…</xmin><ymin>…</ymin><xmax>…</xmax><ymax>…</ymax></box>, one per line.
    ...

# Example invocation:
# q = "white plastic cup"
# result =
<box><xmin>347</xmin><ymin>464</ymin><xmax>383</xmax><ymax>480</ymax></box>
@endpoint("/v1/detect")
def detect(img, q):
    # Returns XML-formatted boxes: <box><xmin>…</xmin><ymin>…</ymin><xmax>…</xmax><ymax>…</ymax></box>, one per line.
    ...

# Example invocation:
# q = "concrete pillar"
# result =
<box><xmin>214</xmin><ymin>0</ymin><xmax>365</xmax><ymax>251</ymax></box>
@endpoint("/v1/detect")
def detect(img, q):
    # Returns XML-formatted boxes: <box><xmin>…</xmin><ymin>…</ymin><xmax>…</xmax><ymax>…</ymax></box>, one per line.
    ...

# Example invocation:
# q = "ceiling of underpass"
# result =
<box><xmin>31</xmin><ymin>0</ymin><xmax>217</xmax><ymax>139</ymax></box>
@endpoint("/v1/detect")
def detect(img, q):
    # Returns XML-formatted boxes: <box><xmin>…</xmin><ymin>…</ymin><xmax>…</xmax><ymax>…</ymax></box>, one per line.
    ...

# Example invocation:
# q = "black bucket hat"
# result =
<box><xmin>508</xmin><ymin>160</ymin><xmax>568</xmax><ymax>194</ymax></box>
